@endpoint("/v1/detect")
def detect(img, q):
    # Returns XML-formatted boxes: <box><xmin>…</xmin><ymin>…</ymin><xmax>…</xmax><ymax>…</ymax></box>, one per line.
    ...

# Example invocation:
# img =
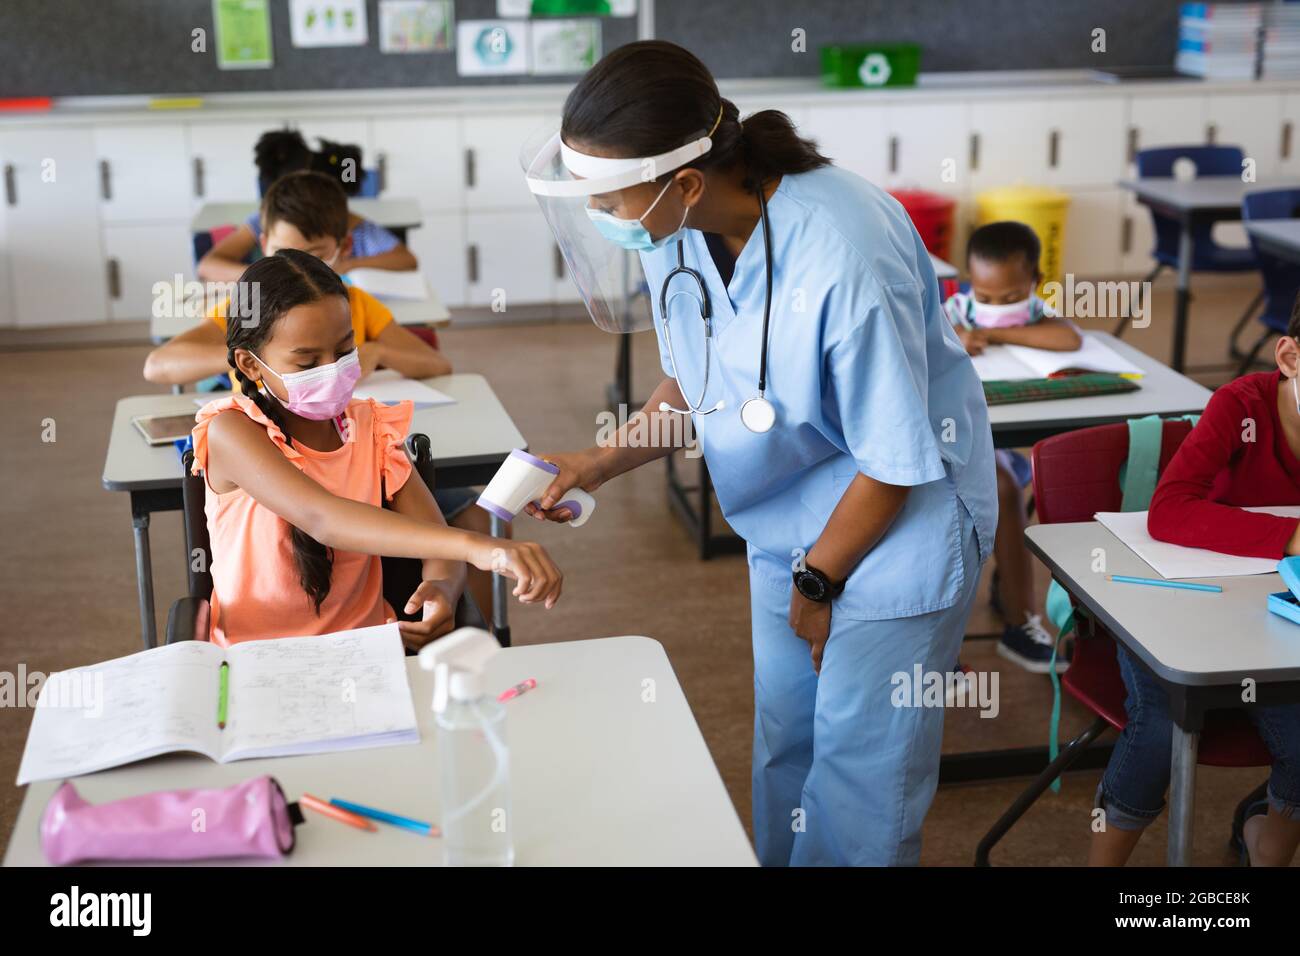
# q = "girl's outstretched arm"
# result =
<box><xmin>203</xmin><ymin>409</ymin><xmax>562</xmax><ymax>607</ymax></box>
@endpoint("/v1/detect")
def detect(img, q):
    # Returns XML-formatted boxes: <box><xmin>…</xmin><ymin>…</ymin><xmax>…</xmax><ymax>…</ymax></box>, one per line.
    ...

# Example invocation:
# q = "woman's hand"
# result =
<box><xmin>789</xmin><ymin>590</ymin><xmax>832</xmax><ymax>673</ymax></box>
<box><xmin>524</xmin><ymin>449</ymin><xmax>608</xmax><ymax>523</ymax></box>
<box><xmin>466</xmin><ymin>537</ymin><xmax>563</xmax><ymax>608</ymax></box>
<box><xmin>390</xmin><ymin>579</ymin><xmax>458</xmax><ymax>649</ymax></box>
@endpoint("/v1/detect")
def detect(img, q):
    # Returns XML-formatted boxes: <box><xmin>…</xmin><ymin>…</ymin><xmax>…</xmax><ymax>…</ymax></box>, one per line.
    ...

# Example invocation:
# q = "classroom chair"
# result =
<box><xmin>974</xmin><ymin>419</ymin><xmax>1272</xmax><ymax>866</ymax></box>
<box><xmin>1235</xmin><ymin>188</ymin><xmax>1300</xmax><ymax>376</ymax></box>
<box><xmin>1115</xmin><ymin>145</ymin><xmax>1261</xmax><ymax>341</ymax></box>
<box><xmin>166</xmin><ymin>433</ymin><xmax>485</xmax><ymax>645</ymax></box>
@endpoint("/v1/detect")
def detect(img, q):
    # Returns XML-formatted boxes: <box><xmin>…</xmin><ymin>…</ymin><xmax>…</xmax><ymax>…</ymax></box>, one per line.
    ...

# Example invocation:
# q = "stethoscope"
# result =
<box><xmin>658</xmin><ymin>185</ymin><xmax>777</xmax><ymax>434</ymax></box>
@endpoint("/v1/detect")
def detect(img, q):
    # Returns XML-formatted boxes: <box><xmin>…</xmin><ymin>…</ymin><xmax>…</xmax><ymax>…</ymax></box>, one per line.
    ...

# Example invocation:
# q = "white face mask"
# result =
<box><xmin>1292</xmin><ymin>374</ymin><xmax>1299</xmax><ymax>417</ymax></box>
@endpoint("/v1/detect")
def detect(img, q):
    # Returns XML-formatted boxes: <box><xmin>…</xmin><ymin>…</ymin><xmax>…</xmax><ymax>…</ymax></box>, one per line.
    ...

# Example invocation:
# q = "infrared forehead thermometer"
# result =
<box><xmin>476</xmin><ymin>450</ymin><xmax>596</xmax><ymax>528</ymax></box>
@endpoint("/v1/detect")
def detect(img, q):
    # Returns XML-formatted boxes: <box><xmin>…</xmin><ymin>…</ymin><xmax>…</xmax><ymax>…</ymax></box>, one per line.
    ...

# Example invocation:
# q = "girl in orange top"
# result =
<box><xmin>193</xmin><ymin>249</ymin><xmax>562</xmax><ymax>646</ymax></box>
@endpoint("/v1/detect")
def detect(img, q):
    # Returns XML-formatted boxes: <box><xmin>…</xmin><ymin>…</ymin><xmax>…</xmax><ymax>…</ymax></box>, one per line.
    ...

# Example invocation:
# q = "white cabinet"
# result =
<box><xmin>94</xmin><ymin>124</ymin><xmax>191</xmax><ymax>222</ymax></box>
<box><xmin>102</xmin><ymin>224</ymin><xmax>193</xmax><ymax>322</ymax></box>
<box><xmin>1120</xmin><ymin>191</ymin><xmax>1158</xmax><ymax>277</ymax></box>
<box><xmin>371</xmin><ymin>116</ymin><xmax>463</xmax><ymax>210</ymax></box>
<box><xmin>465</xmin><ymin>209</ymin><xmax>555</xmax><ymax>307</ymax></box>
<box><xmin>1127</xmin><ymin>94</ymin><xmax>1206</xmax><ymax>160</ymax></box>
<box><xmin>295</xmin><ymin>117</ymin><xmax>373</xmax><ymax>157</ymax></box>
<box><xmin>804</xmin><ymin>104</ymin><xmax>890</xmax><ymax>186</ymax></box>
<box><xmin>187</xmin><ymin>121</ymin><xmax>274</xmax><ymax>205</ymax></box>
<box><xmin>968</xmin><ymin>99</ymin><xmax>1050</xmax><ymax>190</ymax></box>
<box><xmin>887</xmin><ymin>103</ymin><xmax>969</xmax><ymax>195</ymax></box>
<box><xmin>405</xmin><ymin>212</ymin><xmax>466</xmax><ymax>308</ymax></box>
<box><xmin>1205</xmin><ymin>91</ymin><xmax>1283</xmax><ymax>176</ymax></box>
<box><xmin>0</xmin><ymin>127</ymin><xmax>107</xmax><ymax>326</ymax></box>
<box><xmin>1046</xmin><ymin>97</ymin><xmax>1127</xmax><ymax>188</ymax></box>
<box><xmin>1062</xmin><ymin>189</ymin><xmax>1122</xmax><ymax>278</ymax></box>
<box><xmin>463</xmin><ymin>113</ymin><xmax>557</xmax><ymax>210</ymax></box>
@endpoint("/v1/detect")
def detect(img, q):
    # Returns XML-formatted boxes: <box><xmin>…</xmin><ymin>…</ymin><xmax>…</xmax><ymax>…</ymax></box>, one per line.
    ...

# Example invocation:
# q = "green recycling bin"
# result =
<box><xmin>820</xmin><ymin>44</ymin><xmax>921</xmax><ymax>89</ymax></box>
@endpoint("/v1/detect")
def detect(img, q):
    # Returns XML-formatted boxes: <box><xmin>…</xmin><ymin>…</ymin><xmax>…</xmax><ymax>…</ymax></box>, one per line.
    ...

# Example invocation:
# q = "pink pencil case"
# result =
<box><xmin>41</xmin><ymin>775</ymin><xmax>298</xmax><ymax>866</ymax></box>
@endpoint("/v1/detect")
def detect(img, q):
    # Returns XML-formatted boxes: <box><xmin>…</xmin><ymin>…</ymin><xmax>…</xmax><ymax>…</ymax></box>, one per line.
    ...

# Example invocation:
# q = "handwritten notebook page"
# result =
<box><xmin>221</xmin><ymin>623</ymin><xmax>419</xmax><ymax>760</ymax></box>
<box><xmin>16</xmin><ymin>641</ymin><xmax>225</xmax><ymax>785</ymax></box>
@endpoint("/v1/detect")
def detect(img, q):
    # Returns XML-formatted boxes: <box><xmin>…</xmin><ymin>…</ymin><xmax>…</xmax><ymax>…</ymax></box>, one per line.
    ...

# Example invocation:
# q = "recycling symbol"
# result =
<box><xmin>859</xmin><ymin>53</ymin><xmax>892</xmax><ymax>87</ymax></box>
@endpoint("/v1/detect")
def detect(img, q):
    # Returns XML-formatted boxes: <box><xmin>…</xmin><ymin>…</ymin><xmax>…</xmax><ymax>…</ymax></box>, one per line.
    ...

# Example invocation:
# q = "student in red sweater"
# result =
<box><xmin>1088</xmin><ymin>310</ymin><xmax>1300</xmax><ymax>867</ymax></box>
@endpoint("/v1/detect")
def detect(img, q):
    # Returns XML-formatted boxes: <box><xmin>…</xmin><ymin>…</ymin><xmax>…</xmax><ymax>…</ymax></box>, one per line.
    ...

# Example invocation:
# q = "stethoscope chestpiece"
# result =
<box><xmin>740</xmin><ymin>395</ymin><xmax>776</xmax><ymax>433</ymax></box>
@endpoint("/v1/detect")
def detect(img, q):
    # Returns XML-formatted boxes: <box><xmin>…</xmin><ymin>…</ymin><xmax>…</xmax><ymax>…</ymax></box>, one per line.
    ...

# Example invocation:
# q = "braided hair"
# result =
<box><xmin>225</xmin><ymin>249</ymin><xmax>350</xmax><ymax>614</ymax></box>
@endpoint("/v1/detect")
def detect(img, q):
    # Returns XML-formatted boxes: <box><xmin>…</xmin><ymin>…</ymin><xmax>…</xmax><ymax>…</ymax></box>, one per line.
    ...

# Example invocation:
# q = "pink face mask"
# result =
<box><xmin>253</xmin><ymin>348</ymin><xmax>361</xmax><ymax>420</ymax></box>
<box><xmin>971</xmin><ymin>296</ymin><xmax>1033</xmax><ymax>329</ymax></box>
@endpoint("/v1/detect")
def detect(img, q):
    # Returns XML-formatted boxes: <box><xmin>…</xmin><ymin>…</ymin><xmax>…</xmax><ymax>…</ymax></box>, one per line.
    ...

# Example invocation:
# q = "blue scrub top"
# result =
<box><xmin>640</xmin><ymin>165</ymin><xmax>997</xmax><ymax>621</ymax></box>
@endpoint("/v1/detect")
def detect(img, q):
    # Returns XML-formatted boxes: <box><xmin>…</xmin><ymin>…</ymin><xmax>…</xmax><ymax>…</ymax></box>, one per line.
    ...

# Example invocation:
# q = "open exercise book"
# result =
<box><xmin>347</xmin><ymin>268</ymin><xmax>430</xmax><ymax>301</ymax></box>
<box><xmin>1096</xmin><ymin>506</ymin><xmax>1300</xmax><ymax>579</ymax></box>
<box><xmin>971</xmin><ymin>336</ymin><xmax>1144</xmax><ymax>382</ymax></box>
<box><xmin>16</xmin><ymin>624</ymin><xmax>418</xmax><ymax>785</ymax></box>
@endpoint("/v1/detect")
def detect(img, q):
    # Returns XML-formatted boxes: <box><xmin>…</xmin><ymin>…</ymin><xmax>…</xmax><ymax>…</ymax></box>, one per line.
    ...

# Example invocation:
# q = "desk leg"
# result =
<box><xmin>1171</xmin><ymin>225</ymin><xmax>1194</xmax><ymax>374</ymax></box>
<box><xmin>130</xmin><ymin>499</ymin><xmax>157</xmax><ymax>650</ymax></box>
<box><xmin>1167</xmin><ymin>721</ymin><xmax>1200</xmax><ymax>866</ymax></box>
<box><xmin>489</xmin><ymin>513</ymin><xmax>510</xmax><ymax>648</ymax></box>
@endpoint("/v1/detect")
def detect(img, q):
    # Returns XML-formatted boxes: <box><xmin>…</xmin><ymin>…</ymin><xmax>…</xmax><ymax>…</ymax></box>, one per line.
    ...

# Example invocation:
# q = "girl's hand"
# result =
<box><xmin>789</xmin><ymin>589</ymin><xmax>832</xmax><ymax>674</ymax></box>
<box><xmin>390</xmin><ymin>579</ymin><xmax>458</xmax><ymax>649</ymax></box>
<box><xmin>524</xmin><ymin>449</ymin><xmax>607</xmax><ymax>523</ymax></box>
<box><xmin>958</xmin><ymin>328</ymin><xmax>989</xmax><ymax>356</ymax></box>
<box><xmin>357</xmin><ymin>342</ymin><xmax>383</xmax><ymax>381</ymax></box>
<box><xmin>467</xmin><ymin>538</ymin><xmax>563</xmax><ymax>608</ymax></box>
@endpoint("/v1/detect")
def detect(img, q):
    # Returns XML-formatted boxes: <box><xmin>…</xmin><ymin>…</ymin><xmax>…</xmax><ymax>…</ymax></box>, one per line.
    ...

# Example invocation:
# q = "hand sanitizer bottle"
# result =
<box><xmin>419</xmin><ymin>628</ymin><xmax>514</xmax><ymax>867</ymax></box>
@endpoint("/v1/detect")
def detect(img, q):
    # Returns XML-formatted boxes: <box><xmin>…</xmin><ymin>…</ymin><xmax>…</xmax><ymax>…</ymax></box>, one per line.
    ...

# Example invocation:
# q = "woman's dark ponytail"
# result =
<box><xmin>561</xmin><ymin>40</ymin><xmax>829</xmax><ymax>190</ymax></box>
<box><xmin>224</xmin><ymin>249</ymin><xmax>348</xmax><ymax>615</ymax></box>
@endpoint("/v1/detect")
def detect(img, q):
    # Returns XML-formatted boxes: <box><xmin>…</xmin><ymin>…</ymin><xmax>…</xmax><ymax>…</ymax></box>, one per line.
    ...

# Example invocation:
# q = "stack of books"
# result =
<box><xmin>1176</xmin><ymin>2</ymin><xmax>1263</xmax><ymax>80</ymax></box>
<box><xmin>1262</xmin><ymin>2</ymin><xmax>1300</xmax><ymax>79</ymax></box>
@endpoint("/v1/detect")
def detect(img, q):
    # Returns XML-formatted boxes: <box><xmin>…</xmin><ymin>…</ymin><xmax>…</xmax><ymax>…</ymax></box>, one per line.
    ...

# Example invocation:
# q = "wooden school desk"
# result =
<box><xmin>1119</xmin><ymin>175</ymin><xmax>1300</xmax><ymax>373</ymax></box>
<box><xmin>102</xmin><ymin>374</ymin><xmax>523</xmax><ymax>649</ymax></box>
<box><xmin>3</xmin><ymin>636</ymin><xmax>758</xmax><ymax>867</ymax></box>
<box><xmin>1026</xmin><ymin>521</ymin><xmax>1300</xmax><ymax>866</ymax></box>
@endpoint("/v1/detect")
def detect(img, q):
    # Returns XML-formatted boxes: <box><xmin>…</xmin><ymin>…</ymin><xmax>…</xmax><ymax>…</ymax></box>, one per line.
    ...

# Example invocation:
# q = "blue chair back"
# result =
<box><xmin>1243</xmin><ymin>188</ymin><xmax>1300</xmax><ymax>333</ymax></box>
<box><xmin>358</xmin><ymin>168</ymin><xmax>381</xmax><ymax>197</ymax></box>
<box><xmin>1136</xmin><ymin>145</ymin><xmax>1256</xmax><ymax>272</ymax></box>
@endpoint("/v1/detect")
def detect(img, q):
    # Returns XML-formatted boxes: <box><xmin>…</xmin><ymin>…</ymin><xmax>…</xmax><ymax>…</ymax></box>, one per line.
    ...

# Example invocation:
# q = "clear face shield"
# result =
<box><xmin>520</xmin><ymin>126</ymin><xmax>715</xmax><ymax>333</ymax></box>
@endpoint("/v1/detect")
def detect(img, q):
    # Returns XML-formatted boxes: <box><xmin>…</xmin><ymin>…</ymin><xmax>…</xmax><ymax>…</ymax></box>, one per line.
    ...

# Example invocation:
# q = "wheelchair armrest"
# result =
<box><xmin>166</xmin><ymin>596</ymin><xmax>211</xmax><ymax>644</ymax></box>
<box><xmin>455</xmin><ymin>591</ymin><xmax>486</xmax><ymax>630</ymax></box>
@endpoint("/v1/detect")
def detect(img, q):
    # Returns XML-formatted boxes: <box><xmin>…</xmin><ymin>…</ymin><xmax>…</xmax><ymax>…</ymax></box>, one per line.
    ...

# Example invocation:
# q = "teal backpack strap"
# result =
<box><xmin>1044</xmin><ymin>413</ymin><xmax>1199</xmax><ymax>792</ymax></box>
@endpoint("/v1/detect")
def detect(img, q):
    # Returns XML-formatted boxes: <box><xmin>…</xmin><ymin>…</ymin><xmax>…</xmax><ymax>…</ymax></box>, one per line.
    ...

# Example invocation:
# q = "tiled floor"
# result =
<box><xmin>0</xmin><ymin>270</ymin><xmax>1286</xmax><ymax>865</ymax></box>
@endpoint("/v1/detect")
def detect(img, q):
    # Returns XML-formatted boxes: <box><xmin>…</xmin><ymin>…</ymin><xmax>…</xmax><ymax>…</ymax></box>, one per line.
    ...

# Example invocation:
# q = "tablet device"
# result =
<box><xmin>132</xmin><ymin>413</ymin><xmax>198</xmax><ymax>446</ymax></box>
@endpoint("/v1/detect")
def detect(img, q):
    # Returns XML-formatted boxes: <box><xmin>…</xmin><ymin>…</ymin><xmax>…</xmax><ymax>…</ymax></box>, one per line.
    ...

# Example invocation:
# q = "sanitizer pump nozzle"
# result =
<box><xmin>418</xmin><ymin>628</ymin><xmax>514</xmax><ymax>867</ymax></box>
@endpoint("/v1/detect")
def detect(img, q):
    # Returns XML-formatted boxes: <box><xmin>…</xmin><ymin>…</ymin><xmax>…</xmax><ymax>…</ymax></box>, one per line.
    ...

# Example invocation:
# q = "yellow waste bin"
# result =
<box><xmin>974</xmin><ymin>185</ymin><xmax>1071</xmax><ymax>295</ymax></box>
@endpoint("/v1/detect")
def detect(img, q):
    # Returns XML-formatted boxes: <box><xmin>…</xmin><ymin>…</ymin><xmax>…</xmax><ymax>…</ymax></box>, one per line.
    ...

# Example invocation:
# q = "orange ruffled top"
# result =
<box><xmin>191</xmin><ymin>393</ymin><xmax>414</xmax><ymax>646</ymax></box>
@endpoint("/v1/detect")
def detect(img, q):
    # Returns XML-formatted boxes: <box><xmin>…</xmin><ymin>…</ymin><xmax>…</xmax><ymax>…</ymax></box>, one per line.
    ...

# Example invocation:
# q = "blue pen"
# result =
<box><xmin>1106</xmin><ymin>574</ymin><xmax>1222</xmax><ymax>593</ymax></box>
<box><xmin>329</xmin><ymin>798</ymin><xmax>440</xmax><ymax>837</ymax></box>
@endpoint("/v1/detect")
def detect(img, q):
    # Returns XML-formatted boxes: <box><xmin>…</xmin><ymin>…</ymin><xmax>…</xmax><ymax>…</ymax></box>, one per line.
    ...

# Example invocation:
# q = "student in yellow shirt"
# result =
<box><xmin>144</xmin><ymin>171</ymin><xmax>449</xmax><ymax>387</ymax></box>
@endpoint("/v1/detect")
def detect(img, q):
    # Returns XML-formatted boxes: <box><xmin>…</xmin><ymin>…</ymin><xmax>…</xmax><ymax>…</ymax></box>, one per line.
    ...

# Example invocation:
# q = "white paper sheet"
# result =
<box><xmin>347</xmin><ymin>268</ymin><xmax>430</xmax><ymax>301</ymax></box>
<box><xmin>223</xmin><ymin>624</ymin><xmax>418</xmax><ymax>760</ymax></box>
<box><xmin>1095</xmin><ymin>506</ymin><xmax>1300</xmax><ymax>579</ymax></box>
<box><xmin>354</xmin><ymin>369</ymin><xmax>456</xmax><ymax>409</ymax></box>
<box><xmin>969</xmin><ymin>335</ymin><xmax>1145</xmax><ymax>381</ymax></box>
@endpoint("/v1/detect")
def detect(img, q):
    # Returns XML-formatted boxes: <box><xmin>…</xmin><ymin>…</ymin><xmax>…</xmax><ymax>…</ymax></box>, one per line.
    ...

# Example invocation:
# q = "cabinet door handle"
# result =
<box><xmin>1206</xmin><ymin>122</ymin><xmax>1217</xmax><ymax>145</ymax></box>
<box><xmin>969</xmin><ymin>132</ymin><xmax>980</xmax><ymax>172</ymax></box>
<box><xmin>99</xmin><ymin>159</ymin><xmax>112</xmax><ymax>201</ymax></box>
<box><xmin>3</xmin><ymin>164</ymin><xmax>14</xmax><ymax>206</ymax></box>
<box><xmin>464</xmin><ymin>148</ymin><xmax>476</xmax><ymax>189</ymax></box>
<box><xmin>1283</xmin><ymin>121</ymin><xmax>1294</xmax><ymax>161</ymax></box>
<box><xmin>377</xmin><ymin>152</ymin><xmax>388</xmax><ymax>193</ymax></box>
<box><xmin>107</xmin><ymin>258</ymin><xmax>122</xmax><ymax>299</ymax></box>
<box><xmin>1121</xmin><ymin>215</ymin><xmax>1133</xmax><ymax>255</ymax></box>
<box><xmin>1127</xmin><ymin>126</ymin><xmax>1139</xmax><ymax>164</ymax></box>
<box><xmin>193</xmin><ymin>157</ymin><xmax>205</xmax><ymax>198</ymax></box>
<box><xmin>1048</xmin><ymin>129</ymin><xmax>1060</xmax><ymax>169</ymax></box>
<box><xmin>888</xmin><ymin>136</ymin><xmax>899</xmax><ymax>175</ymax></box>
<box><xmin>467</xmin><ymin>244</ymin><xmax>479</xmax><ymax>284</ymax></box>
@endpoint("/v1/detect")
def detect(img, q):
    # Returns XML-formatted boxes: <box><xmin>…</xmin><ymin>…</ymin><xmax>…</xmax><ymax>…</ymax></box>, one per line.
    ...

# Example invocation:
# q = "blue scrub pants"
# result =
<box><xmin>749</xmin><ymin>505</ymin><xmax>982</xmax><ymax>866</ymax></box>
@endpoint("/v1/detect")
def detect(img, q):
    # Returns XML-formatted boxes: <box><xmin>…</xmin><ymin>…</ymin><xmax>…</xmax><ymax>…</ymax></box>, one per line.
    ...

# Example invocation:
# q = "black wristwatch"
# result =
<box><xmin>793</xmin><ymin>564</ymin><xmax>846</xmax><ymax>603</ymax></box>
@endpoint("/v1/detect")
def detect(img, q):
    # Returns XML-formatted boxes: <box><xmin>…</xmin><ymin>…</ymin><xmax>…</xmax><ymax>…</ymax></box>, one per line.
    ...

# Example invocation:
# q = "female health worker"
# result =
<box><xmin>522</xmin><ymin>41</ymin><xmax>998</xmax><ymax>866</ymax></box>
